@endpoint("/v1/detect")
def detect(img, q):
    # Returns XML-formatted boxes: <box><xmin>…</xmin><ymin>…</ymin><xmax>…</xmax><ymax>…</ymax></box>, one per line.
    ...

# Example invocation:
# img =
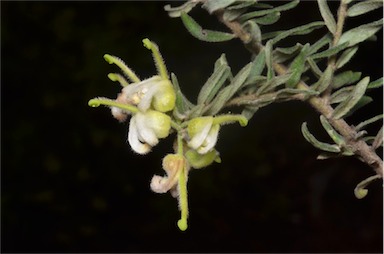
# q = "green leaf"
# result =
<box><xmin>330</xmin><ymin>86</ymin><xmax>354</xmax><ymax>104</ymax></box>
<box><xmin>312</xmin><ymin>65</ymin><xmax>333</xmax><ymax>93</ymax></box>
<box><xmin>317</xmin><ymin>0</ymin><xmax>337</xmax><ymax>34</ymax></box>
<box><xmin>275</xmin><ymin>88</ymin><xmax>319</xmax><ymax>99</ymax></box>
<box><xmin>347</xmin><ymin>0</ymin><xmax>383</xmax><ymax>17</ymax></box>
<box><xmin>256</xmin><ymin>74</ymin><xmax>291</xmax><ymax>95</ymax></box>
<box><xmin>242</xmin><ymin>20</ymin><xmax>261</xmax><ymax>43</ymax></box>
<box><xmin>301</xmin><ymin>122</ymin><xmax>341</xmax><ymax>153</ymax></box>
<box><xmin>307</xmin><ymin>58</ymin><xmax>323</xmax><ymax>78</ymax></box>
<box><xmin>319</xmin><ymin>115</ymin><xmax>345</xmax><ymax>146</ymax></box>
<box><xmin>171</xmin><ymin>73</ymin><xmax>194</xmax><ymax>118</ymax></box>
<box><xmin>223</xmin><ymin>9</ymin><xmax>247</xmax><ymax>22</ymax></box>
<box><xmin>268</xmin><ymin>22</ymin><xmax>325</xmax><ymax>44</ymax></box>
<box><xmin>308</xmin><ymin>33</ymin><xmax>332</xmax><ymax>55</ymax></box>
<box><xmin>311</xmin><ymin>42</ymin><xmax>350</xmax><ymax>60</ymax></box>
<box><xmin>286</xmin><ymin>44</ymin><xmax>310</xmax><ymax>88</ymax></box>
<box><xmin>265</xmin><ymin>41</ymin><xmax>275</xmax><ymax>80</ymax></box>
<box><xmin>367</xmin><ymin>77</ymin><xmax>383</xmax><ymax>89</ymax></box>
<box><xmin>332</xmin><ymin>76</ymin><xmax>370</xmax><ymax>119</ymax></box>
<box><xmin>202</xmin><ymin>0</ymin><xmax>237</xmax><ymax>14</ymax></box>
<box><xmin>338</xmin><ymin>19</ymin><xmax>383</xmax><ymax>47</ymax></box>
<box><xmin>244</xmin><ymin>50</ymin><xmax>266</xmax><ymax>86</ymax></box>
<box><xmin>333</xmin><ymin>71</ymin><xmax>362</xmax><ymax>89</ymax></box>
<box><xmin>354</xmin><ymin>175</ymin><xmax>381</xmax><ymax>199</ymax></box>
<box><xmin>343</xmin><ymin>95</ymin><xmax>373</xmax><ymax>118</ymax></box>
<box><xmin>335</xmin><ymin>46</ymin><xmax>359</xmax><ymax>69</ymax></box>
<box><xmin>227</xmin><ymin>0</ymin><xmax>258</xmax><ymax>10</ymax></box>
<box><xmin>372</xmin><ymin>126</ymin><xmax>383</xmax><ymax>149</ymax></box>
<box><xmin>207</xmin><ymin>63</ymin><xmax>252</xmax><ymax>115</ymax></box>
<box><xmin>252</xmin><ymin>12</ymin><xmax>281</xmax><ymax>25</ymax></box>
<box><xmin>355</xmin><ymin>114</ymin><xmax>383</xmax><ymax>131</ymax></box>
<box><xmin>180</xmin><ymin>12</ymin><xmax>235</xmax><ymax>42</ymax></box>
<box><xmin>238</xmin><ymin>0</ymin><xmax>299</xmax><ymax>22</ymax></box>
<box><xmin>273</xmin><ymin>43</ymin><xmax>303</xmax><ymax>63</ymax></box>
<box><xmin>197</xmin><ymin>60</ymin><xmax>231</xmax><ymax>105</ymax></box>
<box><xmin>164</xmin><ymin>2</ymin><xmax>199</xmax><ymax>18</ymax></box>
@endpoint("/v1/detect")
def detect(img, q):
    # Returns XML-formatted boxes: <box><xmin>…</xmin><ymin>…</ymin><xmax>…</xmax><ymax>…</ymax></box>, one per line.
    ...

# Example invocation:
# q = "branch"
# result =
<box><xmin>214</xmin><ymin>6</ymin><xmax>383</xmax><ymax>177</ymax></box>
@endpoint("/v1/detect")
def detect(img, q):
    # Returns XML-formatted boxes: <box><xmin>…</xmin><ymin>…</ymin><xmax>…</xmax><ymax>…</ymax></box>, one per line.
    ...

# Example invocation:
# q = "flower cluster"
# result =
<box><xmin>88</xmin><ymin>39</ymin><xmax>248</xmax><ymax>231</ymax></box>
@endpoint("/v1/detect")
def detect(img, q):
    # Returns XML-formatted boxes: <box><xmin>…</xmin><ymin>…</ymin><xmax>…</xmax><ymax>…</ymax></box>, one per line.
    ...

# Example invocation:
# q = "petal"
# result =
<box><xmin>150</xmin><ymin>154</ymin><xmax>184</xmax><ymax>193</ymax></box>
<box><xmin>143</xmin><ymin>110</ymin><xmax>171</xmax><ymax>139</ymax></box>
<box><xmin>134</xmin><ymin>113</ymin><xmax>159</xmax><ymax>146</ymax></box>
<box><xmin>197</xmin><ymin>124</ymin><xmax>220</xmax><ymax>154</ymax></box>
<box><xmin>128</xmin><ymin>117</ymin><xmax>151</xmax><ymax>154</ymax></box>
<box><xmin>187</xmin><ymin>117</ymin><xmax>213</xmax><ymax>149</ymax></box>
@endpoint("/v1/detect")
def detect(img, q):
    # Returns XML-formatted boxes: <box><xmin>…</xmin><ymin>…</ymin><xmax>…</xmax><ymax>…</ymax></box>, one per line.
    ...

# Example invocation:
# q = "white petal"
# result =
<box><xmin>197</xmin><ymin>124</ymin><xmax>220</xmax><ymax>154</ymax></box>
<box><xmin>150</xmin><ymin>175</ymin><xmax>169</xmax><ymax>193</ymax></box>
<box><xmin>134</xmin><ymin>113</ymin><xmax>159</xmax><ymax>146</ymax></box>
<box><xmin>137</xmin><ymin>84</ymin><xmax>160</xmax><ymax>112</ymax></box>
<box><xmin>128</xmin><ymin>117</ymin><xmax>151</xmax><ymax>154</ymax></box>
<box><xmin>188</xmin><ymin>120</ymin><xmax>213</xmax><ymax>149</ymax></box>
<box><xmin>111</xmin><ymin>107</ymin><xmax>128</xmax><ymax>122</ymax></box>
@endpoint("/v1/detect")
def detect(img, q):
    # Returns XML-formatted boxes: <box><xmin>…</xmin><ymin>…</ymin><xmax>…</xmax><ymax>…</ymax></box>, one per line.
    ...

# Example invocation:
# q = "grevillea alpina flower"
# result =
<box><xmin>187</xmin><ymin>114</ymin><xmax>248</xmax><ymax>154</ymax></box>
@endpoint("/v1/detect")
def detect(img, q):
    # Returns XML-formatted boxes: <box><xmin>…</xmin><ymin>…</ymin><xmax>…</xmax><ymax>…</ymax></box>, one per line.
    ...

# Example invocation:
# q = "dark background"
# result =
<box><xmin>2</xmin><ymin>1</ymin><xmax>383</xmax><ymax>253</ymax></box>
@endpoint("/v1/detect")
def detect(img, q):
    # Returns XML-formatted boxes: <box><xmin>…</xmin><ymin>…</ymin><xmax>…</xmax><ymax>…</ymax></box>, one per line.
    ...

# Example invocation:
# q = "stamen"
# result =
<box><xmin>213</xmin><ymin>114</ymin><xmax>248</xmax><ymax>127</ymax></box>
<box><xmin>108</xmin><ymin>73</ymin><xmax>129</xmax><ymax>87</ymax></box>
<box><xmin>104</xmin><ymin>54</ymin><xmax>141</xmax><ymax>83</ymax></box>
<box><xmin>88</xmin><ymin>97</ymin><xmax>139</xmax><ymax>113</ymax></box>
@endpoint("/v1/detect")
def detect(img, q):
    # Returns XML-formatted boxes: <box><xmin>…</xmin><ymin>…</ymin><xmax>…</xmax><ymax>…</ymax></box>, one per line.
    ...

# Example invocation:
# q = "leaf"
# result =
<box><xmin>347</xmin><ymin>0</ymin><xmax>383</xmax><ymax>17</ymax></box>
<box><xmin>256</xmin><ymin>74</ymin><xmax>291</xmax><ymax>95</ymax></box>
<box><xmin>343</xmin><ymin>96</ymin><xmax>373</xmax><ymax>118</ymax></box>
<box><xmin>276</xmin><ymin>88</ymin><xmax>319</xmax><ymax>99</ymax></box>
<box><xmin>223</xmin><ymin>9</ymin><xmax>247</xmax><ymax>22</ymax></box>
<box><xmin>335</xmin><ymin>46</ymin><xmax>359</xmax><ymax>69</ymax></box>
<box><xmin>308</xmin><ymin>33</ymin><xmax>332</xmax><ymax>55</ymax></box>
<box><xmin>164</xmin><ymin>2</ymin><xmax>199</xmax><ymax>18</ymax></box>
<box><xmin>238</xmin><ymin>0</ymin><xmax>299</xmax><ymax>22</ymax></box>
<box><xmin>207</xmin><ymin>63</ymin><xmax>252</xmax><ymax>115</ymax></box>
<box><xmin>265</xmin><ymin>41</ymin><xmax>275</xmax><ymax>80</ymax></box>
<box><xmin>286</xmin><ymin>44</ymin><xmax>310</xmax><ymax>88</ymax></box>
<box><xmin>202</xmin><ymin>0</ymin><xmax>237</xmax><ymax>14</ymax></box>
<box><xmin>171</xmin><ymin>73</ymin><xmax>194</xmax><ymax>118</ymax></box>
<box><xmin>319</xmin><ymin>115</ymin><xmax>345</xmax><ymax>146</ymax></box>
<box><xmin>330</xmin><ymin>86</ymin><xmax>354</xmax><ymax>104</ymax></box>
<box><xmin>317</xmin><ymin>0</ymin><xmax>337</xmax><ymax>34</ymax></box>
<box><xmin>354</xmin><ymin>175</ymin><xmax>381</xmax><ymax>199</ymax></box>
<box><xmin>367</xmin><ymin>77</ymin><xmax>383</xmax><ymax>89</ymax></box>
<box><xmin>312</xmin><ymin>65</ymin><xmax>333</xmax><ymax>93</ymax></box>
<box><xmin>355</xmin><ymin>114</ymin><xmax>383</xmax><ymax>131</ymax></box>
<box><xmin>197</xmin><ymin>60</ymin><xmax>231</xmax><ymax>105</ymax></box>
<box><xmin>273</xmin><ymin>43</ymin><xmax>303</xmax><ymax>63</ymax></box>
<box><xmin>268</xmin><ymin>22</ymin><xmax>325</xmax><ymax>44</ymax></box>
<box><xmin>310</xmin><ymin>42</ymin><xmax>350</xmax><ymax>60</ymax></box>
<box><xmin>244</xmin><ymin>50</ymin><xmax>266</xmax><ymax>86</ymax></box>
<box><xmin>372</xmin><ymin>126</ymin><xmax>383</xmax><ymax>149</ymax></box>
<box><xmin>252</xmin><ymin>12</ymin><xmax>281</xmax><ymax>25</ymax></box>
<box><xmin>332</xmin><ymin>76</ymin><xmax>370</xmax><ymax>119</ymax></box>
<box><xmin>301</xmin><ymin>122</ymin><xmax>341</xmax><ymax>153</ymax></box>
<box><xmin>333</xmin><ymin>71</ymin><xmax>361</xmax><ymax>89</ymax></box>
<box><xmin>307</xmin><ymin>58</ymin><xmax>323</xmax><ymax>78</ymax></box>
<box><xmin>180</xmin><ymin>12</ymin><xmax>235</xmax><ymax>42</ymax></box>
<box><xmin>338</xmin><ymin>19</ymin><xmax>383</xmax><ymax>47</ymax></box>
<box><xmin>242</xmin><ymin>20</ymin><xmax>261</xmax><ymax>43</ymax></box>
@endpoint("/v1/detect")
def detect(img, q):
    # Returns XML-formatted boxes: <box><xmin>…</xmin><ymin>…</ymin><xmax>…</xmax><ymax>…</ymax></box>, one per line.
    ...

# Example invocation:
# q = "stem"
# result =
<box><xmin>212</xmin><ymin>4</ymin><xmax>383</xmax><ymax>177</ymax></box>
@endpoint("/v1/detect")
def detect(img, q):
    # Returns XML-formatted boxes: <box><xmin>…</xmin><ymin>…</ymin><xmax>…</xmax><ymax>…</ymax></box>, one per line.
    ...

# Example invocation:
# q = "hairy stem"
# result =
<box><xmin>214</xmin><ymin>3</ymin><xmax>383</xmax><ymax>177</ymax></box>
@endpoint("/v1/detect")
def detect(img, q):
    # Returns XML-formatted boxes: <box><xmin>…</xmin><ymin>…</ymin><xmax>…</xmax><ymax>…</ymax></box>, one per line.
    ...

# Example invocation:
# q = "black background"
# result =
<box><xmin>2</xmin><ymin>1</ymin><xmax>383</xmax><ymax>253</ymax></box>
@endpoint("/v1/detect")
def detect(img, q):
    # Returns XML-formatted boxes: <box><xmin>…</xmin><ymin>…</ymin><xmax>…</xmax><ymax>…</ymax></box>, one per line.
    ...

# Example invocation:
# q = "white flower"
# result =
<box><xmin>128</xmin><ymin>110</ymin><xmax>172</xmax><ymax>154</ymax></box>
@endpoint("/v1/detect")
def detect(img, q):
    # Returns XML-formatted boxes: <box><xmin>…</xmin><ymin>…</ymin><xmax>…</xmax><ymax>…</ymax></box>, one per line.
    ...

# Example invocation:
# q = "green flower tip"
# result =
<box><xmin>142</xmin><ymin>38</ymin><xmax>152</xmax><ymax>50</ymax></box>
<box><xmin>88</xmin><ymin>99</ymin><xmax>101</xmax><ymax>107</ymax></box>
<box><xmin>354</xmin><ymin>187</ymin><xmax>368</xmax><ymax>199</ymax></box>
<box><xmin>239</xmin><ymin>116</ymin><xmax>248</xmax><ymax>127</ymax></box>
<box><xmin>107</xmin><ymin>73</ymin><xmax>118</xmax><ymax>82</ymax></box>
<box><xmin>177</xmin><ymin>219</ymin><xmax>188</xmax><ymax>231</ymax></box>
<box><xmin>103</xmin><ymin>54</ymin><xmax>114</xmax><ymax>64</ymax></box>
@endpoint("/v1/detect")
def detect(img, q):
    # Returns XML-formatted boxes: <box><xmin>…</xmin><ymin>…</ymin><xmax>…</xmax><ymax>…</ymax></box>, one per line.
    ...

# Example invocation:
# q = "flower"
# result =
<box><xmin>187</xmin><ymin>115</ymin><xmax>248</xmax><ymax>154</ymax></box>
<box><xmin>128</xmin><ymin>110</ymin><xmax>172</xmax><ymax>154</ymax></box>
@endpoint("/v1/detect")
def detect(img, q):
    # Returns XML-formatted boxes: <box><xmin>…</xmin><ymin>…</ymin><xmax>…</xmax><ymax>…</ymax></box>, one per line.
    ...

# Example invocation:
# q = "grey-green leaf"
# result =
<box><xmin>333</xmin><ymin>71</ymin><xmax>362</xmax><ymax>89</ymax></box>
<box><xmin>336</xmin><ymin>46</ymin><xmax>359</xmax><ymax>69</ymax></box>
<box><xmin>164</xmin><ymin>2</ymin><xmax>198</xmax><ymax>18</ymax></box>
<box><xmin>320</xmin><ymin>115</ymin><xmax>345</xmax><ymax>146</ymax></box>
<box><xmin>238</xmin><ymin>0</ymin><xmax>299</xmax><ymax>22</ymax></box>
<box><xmin>308</xmin><ymin>33</ymin><xmax>332</xmax><ymax>55</ymax></box>
<box><xmin>301</xmin><ymin>122</ymin><xmax>341</xmax><ymax>153</ymax></box>
<box><xmin>317</xmin><ymin>0</ymin><xmax>337</xmax><ymax>34</ymax></box>
<box><xmin>313</xmin><ymin>65</ymin><xmax>333</xmax><ymax>93</ymax></box>
<box><xmin>197</xmin><ymin>63</ymin><xmax>231</xmax><ymax>105</ymax></box>
<box><xmin>252</xmin><ymin>12</ymin><xmax>281</xmax><ymax>25</ymax></box>
<box><xmin>332</xmin><ymin>76</ymin><xmax>370</xmax><ymax>119</ymax></box>
<box><xmin>269</xmin><ymin>22</ymin><xmax>325</xmax><ymax>44</ymax></box>
<box><xmin>367</xmin><ymin>77</ymin><xmax>383</xmax><ymax>89</ymax></box>
<box><xmin>311</xmin><ymin>42</ymin><xmax>350</xmax><ymax>60</ymax></box>
<box><xmin>355</xmin><ymin>114</ymin><xmax>383</xmax><ymax>131</ymax></box>
<box><xmin>180</xmin><ymin>12</ymin><xmax>235</xmax><ymax>42</ymax></box>
<box><xmin>265</xmin><ymin>41</ymin><xmax>275</xmax><ymax>80</ymax></box>
<box><xmin>348</xmin><ymin>0</ymin><xmax>383</xmax><ymax>17</ymax></box>
<box><xmin>286</xmin><ymin>44</ymin><xmax>309</xmax><ymax>88</ymax></box>
<box><xmin>338</xmin><ymin>19</ymin><xmax>383</xmax><ymax>47</ymax></box>
<box><xmin>245</xmin><ymin>50</ymin><xmax>266</xmax><ymax>86</ymax></box>
<box><xmin>307</xmin><ymin>57</ymin><xmax>323</xmax><ymax>78</ymax></box>
<box><xmin>202</xmin><ymin>0</ymin><xmax>237</xmax><ymax>14</ymax></box>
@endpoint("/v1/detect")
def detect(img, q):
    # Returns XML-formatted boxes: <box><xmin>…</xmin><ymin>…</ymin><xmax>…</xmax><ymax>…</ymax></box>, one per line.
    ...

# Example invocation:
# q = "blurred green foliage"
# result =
<box><xmin>2</xmin><ymin>1</ymin><xmax>382</xmax><ymax>252</ymax></box>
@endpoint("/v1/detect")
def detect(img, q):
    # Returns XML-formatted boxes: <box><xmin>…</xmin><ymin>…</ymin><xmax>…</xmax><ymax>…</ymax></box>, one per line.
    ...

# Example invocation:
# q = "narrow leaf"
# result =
<box><xmin>338</xmin><ymin>19</ymin><xmax>383</xmax><ymax>47</ymax></box>
<box><xmin>253</xmin><ymin>12</ymin><xmax>281</xmax><ymax>25</ymax></box>
<box><xmin>343</xmin><ymin>96</ymin><xmax>373</xmax><ymax>118</ymax></box>
<box><xmin>181</xmin><ymin>12</ymin><xmax>235</xmax><ymax>42</ymax></box>
<box><xmin>256</xmin><ymin>74</ymin><xmax>291</xmax><ymax>95</ymax></box>
<box><xmin>348</xmin><ymin>0</ymin><xmax>383</xmax><ymax>17</ymax></box>
<box><xmin>355</xmin><ymin>114</ymin><xmax>383</xmax><ymax>131</ymax></box>
<box><xmin>307</xmin><ymin>57</ymin><xmax>323</xmax><ymax>78</ymax></box>
<box><xmin>335</xmin><ymin>46</ymin><xmax>359</xmax><ymax>69</ymax></box>
<box><xmin>164</xmin><ymin>2</ymin><xmax>198</xmax><ymax>18</ymax></box>
<box><xmin>238</xmin><ymin>0</ymin><xmax>299</xmax><ymax>22</ymax></box>
<box><xmin>265</xmin><ymin>41</ymin><xmax>275</xmax><ymax>80</ymax></box>
<box><xmin>311</xmin><ymin>42</ymin><xmax>350</xmax><ymax>60</ymax></box>
<box><xmin>313</xmin><ymin>65</ymin><xmax>333</xmax><ymax>93</ymax></box>
<box><xmin>244</xmin><ymin>50</ymin><xmax>266</xmax><ymax>86</ymax></box>
<box><xmin>372</xmin><ymin>126</ymin><xmax>383</xmax><ymax>149</ymax></box>
<box><xmin>273</xmin><ymin>43</ymin><xmax>303</xmax><ymax>63</ymax></box>
<box><xmin>197</xmin><ymin>64</ymin><xmax>231</xmax><ymax>105</ymax></box>
<box><xmin>202</xmin><ymin>0</ymin><xmax>237</xmax><ymax>14</ymax></box>
<box><xmin>367</xmin><ymin>77</ymin><xmax>383</xmax><ymax>89</ymax></box>
<box><xmin>317</xmin><ymin>0</ymin><xmax>337</xmax><ymax>34</ymax></box>
<box><xmin>308</xmin><ymin>33</ymin><xmax>332</xmax><ymax>55</ymax></box>
<box><xmin>320</xmin><ymin>115</ymin><xmax>345</xmax><ymax>146</ymax></box>
<box><xmin>301</xmin><ymin>122</ymin><xmax>341</xmax><ymax>153</ymax></box>
<box><xmin>286</xmin><ymin>44</ymin><xmax>309</xmax><ymax>88</ymax></box>
<box><xmin>354</xmin><ymin>175</ymin><xmax>381</xmax><ymax>199</ymax></box>
<box><xmin>270</xmin><ymin>22</ymin><xmax>325</xmax><ymax>44</ymax></box>
<box><xmin>330</xmin><ymin>86</ymin><xmax>354</xmax><ymax>104</ymax></box>
<box><xmin>332</xmin><ymin>76</ymin><xmax>370</xmax><ymax>119</ymax></box>
<box><xmin>333</xmin><ymin>71</ymin><xmax>362</xmax><ymax>89</ymax></box>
